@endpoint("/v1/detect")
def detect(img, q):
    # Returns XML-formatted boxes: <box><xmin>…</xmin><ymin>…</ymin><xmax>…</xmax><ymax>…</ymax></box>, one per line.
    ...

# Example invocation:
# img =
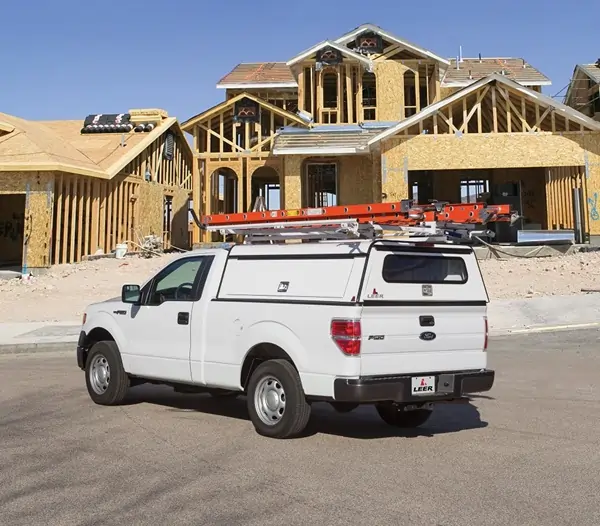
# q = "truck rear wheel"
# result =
<box><xmin>247</xmin><ymin>359</ymin><xmax>311</xmax><ymax>439</ymax></box>
<box><xmin>85</xmin><ymin>341</ymin><xmax>130</xmax><ymax>406</ymax></box>
<box><xmin>375</xmin><ymin>403</ymin><xmax>432</xmax><ymax>428</ymax></box>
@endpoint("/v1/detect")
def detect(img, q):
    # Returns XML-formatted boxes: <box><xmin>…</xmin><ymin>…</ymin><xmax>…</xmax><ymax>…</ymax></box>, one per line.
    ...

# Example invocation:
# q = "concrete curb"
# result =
<box><xmin>0</xmin><ymin>341</ymin><xmax>77</xmax><ymax>355</ymax></box>
<box><xmin>487</xmin><ymin>294</ymin><xmax>600</xmax><ymax>335</ymax></box>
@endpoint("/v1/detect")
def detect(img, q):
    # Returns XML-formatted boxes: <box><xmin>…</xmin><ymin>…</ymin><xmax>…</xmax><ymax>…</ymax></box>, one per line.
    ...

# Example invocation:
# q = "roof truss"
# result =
<box><xmin>286</xmin><ymin>40</ymin><xmax>374</xmax><ymax>68</ymax></box>
<box><xmin>181</xmin><ymin>92</ymin><xmax>309</xmax><ymax>132</ymax></box>
<box><xmin>334</xmin><ymin>24</ymin><xmax>450</xmax><ymax>65</ymax></box>
<box><xmin>369</xmin><ymin>73</ymin><xmax>600</xmax><ymax>144</ymax></box>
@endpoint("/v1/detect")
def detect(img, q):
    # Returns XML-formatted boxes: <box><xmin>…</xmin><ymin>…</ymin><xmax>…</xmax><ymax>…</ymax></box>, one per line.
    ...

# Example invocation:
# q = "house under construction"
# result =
<box><xmin>182</xmin><ymin>23</ymin><xmax>600</xmax><ymax>244</ymax></box>
<box><xmin>0</xmin><ymin>109</ymin><xmax>193</xmax><ymax>271</ymax></box>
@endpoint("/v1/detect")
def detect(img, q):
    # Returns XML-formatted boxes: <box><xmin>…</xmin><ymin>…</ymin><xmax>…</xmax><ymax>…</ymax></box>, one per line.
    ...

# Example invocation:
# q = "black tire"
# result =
<box><xmin>85</xmin><ymin>341</ymin><xmax>130</xmax><ymax>406</ymax></box>
<box><xmin>246</xmin><ymin>359</ymin><xmax>311</xmax><ymax>439</ymax></box>
<box><xmin>375</xmin><ymin>403</ymin><xmax>433</xmax><ymax>428</ymax></box>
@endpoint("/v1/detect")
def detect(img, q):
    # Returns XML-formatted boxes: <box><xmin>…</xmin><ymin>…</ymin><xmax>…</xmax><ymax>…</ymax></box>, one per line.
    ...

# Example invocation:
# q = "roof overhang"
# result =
<box><xmin>286</xmin><ymin>40</ymin><xmax>373</xmax><ymax>68</ymax></box>
<box><xmin>216</xmin><ymin>81</ymin><xmax>298</xmax><ymax>90</ymax></box>
<box><xmin>333</xmin><ymin>24</ymin><xmax>450</xmax><ymax>66</ymax></box>
<box><xmin>272</xmin><ymin>124</ymin><xmax>388</xmax><ymax>155</ymax></box>
<box><xmin>0</xmin><ymin>121</ymin><xmax>14</xmax><ymax>134</ymax></box>
<box><xmin>441</xmin><ymin>79</ymin><xmax>552</xmax><ymax>88</ymax></box>
<box><xmin>368</xmin><ymin>73</ymin><xmax>600</xmax><ymax>145</ymax></box>
<box><xmin>104</xmin><ymin>117</ymin><xmax>193</xmax><ymax>177</ymax></box>
<box><xmin>272</xmin><ymin>146</ymin><xmax>367</xmax><ymax>155</ymax></box>
<box><xmin>181</xmin><ymin>92</ymin><xmax>310</xmax><ymax>132</ymax></box>
<box><xmin>0</xmin><ymin>162</ymin><xmax>109</xmax><ymax>179</ymax></box>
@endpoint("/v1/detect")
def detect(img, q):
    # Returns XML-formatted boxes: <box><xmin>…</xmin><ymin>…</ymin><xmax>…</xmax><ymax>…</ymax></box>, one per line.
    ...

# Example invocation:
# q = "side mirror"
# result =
<box><xmin>122</xmin><ymin>284</ymin><xmax>141</xmax><ymax>304</ymax></box>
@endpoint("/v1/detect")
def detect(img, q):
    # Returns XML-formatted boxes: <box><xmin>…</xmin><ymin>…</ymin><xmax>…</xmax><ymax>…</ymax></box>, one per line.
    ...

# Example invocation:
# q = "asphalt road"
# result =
<box><xmin>1</xmin><ymin>329</ymin><xmax>599</xmax><ymax>526</ymax></box>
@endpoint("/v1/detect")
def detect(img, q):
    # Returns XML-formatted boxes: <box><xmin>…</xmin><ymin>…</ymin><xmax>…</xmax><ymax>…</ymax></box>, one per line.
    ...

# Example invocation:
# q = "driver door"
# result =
<box><xmin>122</xmin><ymin>255</ymin><xmax>213</xmax><ymax>383</ymax></box>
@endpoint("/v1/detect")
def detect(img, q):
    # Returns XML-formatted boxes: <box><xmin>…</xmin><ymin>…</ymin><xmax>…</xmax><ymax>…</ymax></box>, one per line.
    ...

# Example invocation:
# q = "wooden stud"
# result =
<box><xmin>61</xmin><ymin>176</ymin><xmax>71</xmax><ymax>264</ymax></box>
<box><xmin>54</xmin><ymin>174</ymin><xmax>63</xmax><ymax>264</ymax></box>
<box><xmin>346</xmin><ymin>66</ymin><xmax>354</xmax><ymax>123</ymax></box>
<box><xmin>491</xmin><ymin>86</ymin><xmax>498</xmax><ymax>132</ymax></box>
<box><xmin>90</xmin><ymin>180</ymin><xmax>99</xmax><ymax>254</ymax></box>
<box><xmin>76</xmin><ymin>177</ymin><xmax>84</xmax><ymax>262</ymax></box>
<box><xmin>197</xmin><ymin>121</ymin><xmax>244</xmax><ymax>152</ymax></box>
<box><xmin>206</xmin><ymin>118</ymin><xmax>212</xmax><ymax>153</ymax></box>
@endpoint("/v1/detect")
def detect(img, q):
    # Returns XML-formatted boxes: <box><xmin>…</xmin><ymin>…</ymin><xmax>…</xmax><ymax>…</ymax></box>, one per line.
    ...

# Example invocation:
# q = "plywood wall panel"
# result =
<box><xmin>375</xmin><ymin>61</ymin><xmax>408</xmax><ymax>121</ymax></box>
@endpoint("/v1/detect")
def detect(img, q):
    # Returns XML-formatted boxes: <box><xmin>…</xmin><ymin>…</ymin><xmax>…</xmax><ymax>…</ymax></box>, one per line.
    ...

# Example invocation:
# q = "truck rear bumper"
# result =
<box><xmin>333</xmin><ymin>369</ymin><xmax>494</xmax><ymax>404</ymax></box>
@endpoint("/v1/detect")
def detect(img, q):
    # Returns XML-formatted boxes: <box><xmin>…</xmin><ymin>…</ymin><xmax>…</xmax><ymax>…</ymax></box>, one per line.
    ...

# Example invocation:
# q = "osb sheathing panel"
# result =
<box><xmin>26</xmin><ymin>187</ymin><xmax>54</xmax><ymax>268</ymax></box>
<box><xmin>137</xmin><ymin>183</ymin><xmax>164</xmax><ymax>238</ymax></box>
<box><xmin>171</xmin><ymin>188</ymin><xmax>192</xmax><ymax>249</ymax></box>
<box><xmin>0</xmin><ymin>194</ymin><xmax>25</xmax><ymax>264</ymax></box>
<box><xmin>440</xmin><ymin>86</ymin><xmax>459</xmax><ymax>100</ymax></box>
<box><xmin>281</xmin><ymin>155</ymin><xmax>376</xmax><ymax>208</ymax></box>
<box><xmin>383</xmin><ymin>134</ymin><xmax>590</xmax><ymax>171</ymax></box>
<box><xmin>282</xmin><ymin>156</ymin><xmax>303</xmax><ymax>209</ymax></box>
<box><xmin>375</xmin><ymin>61</ymin><xmax>408</xmax><ymax>121</ymax></box>
<box><xmin>338</xmin><ymin>156</ymin><xmax>376</xmax><ymax>204</ymax></box>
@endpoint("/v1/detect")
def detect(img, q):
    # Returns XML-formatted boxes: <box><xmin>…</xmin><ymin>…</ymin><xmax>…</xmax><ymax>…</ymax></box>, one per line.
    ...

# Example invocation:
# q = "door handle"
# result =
<box><xmin>419</xmin><ymin>315</ymin><xmax>435</xmax><ymax>327</ymax></box>
<box><xmin>177</xmin><ymin>312</ymin><xmax>189</xmax><ymax>325</ymax></box>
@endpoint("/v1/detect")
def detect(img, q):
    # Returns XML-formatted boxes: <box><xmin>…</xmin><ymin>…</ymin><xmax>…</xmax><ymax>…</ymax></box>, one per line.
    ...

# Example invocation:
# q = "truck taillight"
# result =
<box><xmin>331</xmin><ymin>319</ymin><xmax>361</xmax><ymax>356</ymax></box>
<box><xmin>484</xmin><ymin>316</ymin><xmax>488</xmax><ymax>350</ymax></box>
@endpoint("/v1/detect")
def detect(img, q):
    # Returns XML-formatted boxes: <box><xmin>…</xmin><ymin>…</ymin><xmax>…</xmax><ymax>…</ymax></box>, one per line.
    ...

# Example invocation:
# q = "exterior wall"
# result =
<box><xmin>380</xmin><ymin>132</ymin><xmax>600</xmax><ymax>235</ymax></box>
<box><xmin>295</xmin><ymin>58</ymin><xmax>439</xmax><ymax>124</ymax></box>
<box><xmin>52</xmin><ymin>173</ymin><xmax>191</xmax><ymax>266</ymax></box>
<box><xmin>281</xmin><ymin>154</ymin><xmax>379</xmax><ymax>209</ymax></box>
<box><xmin>0</xmin><ymin>171</ymin><xmax>55</xmax><ymax>269</ymax></box>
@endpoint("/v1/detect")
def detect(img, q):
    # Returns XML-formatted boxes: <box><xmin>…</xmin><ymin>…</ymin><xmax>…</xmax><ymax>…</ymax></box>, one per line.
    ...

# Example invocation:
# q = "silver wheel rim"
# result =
<box><xmin>89</xmin><ymin>354</ymin><xmax>110</xmax><ymax>395</ymax></box>
<box><xmin>254</xmin><ymin>375</ymin><xmax>286</xmax><ymax>426</ymax></box>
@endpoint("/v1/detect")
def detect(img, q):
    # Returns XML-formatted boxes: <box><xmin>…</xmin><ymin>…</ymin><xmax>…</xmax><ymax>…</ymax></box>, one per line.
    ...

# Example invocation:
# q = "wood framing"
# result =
<box><xmin>182</xmin><ymin>92</ymin><xmax>309</xmax><ymax>161</ymax></box>
<box><xmin>184</xmin><ymin>24</ymin><xmax>600</xmax><ymax>244</ymax></box>
<box><xmin>0</xmin><ymin>110</ymin><xmax>194</xmax><ymax>268</ymax></box>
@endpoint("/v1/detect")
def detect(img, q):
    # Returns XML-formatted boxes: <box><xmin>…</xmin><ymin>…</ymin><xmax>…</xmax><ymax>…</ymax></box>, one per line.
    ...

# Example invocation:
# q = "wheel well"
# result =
<box><xmin>86</xmin><ymin>327</ymin><xmax>115</xmax><ymax>346</ymax></box>
<box><xmin>240</xmin><ymin>343</ymin><xmax>296</xmax><ymax>390</ymax></box>
<box><xmin>81</xmin><ymin>328</ymin><xmax>115</xmax><ymax>364</ymax></box>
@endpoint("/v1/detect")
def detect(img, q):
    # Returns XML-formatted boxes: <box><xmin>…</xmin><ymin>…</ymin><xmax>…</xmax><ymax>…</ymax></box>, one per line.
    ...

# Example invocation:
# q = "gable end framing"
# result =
<box><xmin>182</xmin><ymin>93</ymin><xmax>311</xmax><ymax>158</ymax></box>
<box><xmin>117</xmin><ymin>124</ymin><xmax>194</xmax><ymax>190</ymax></box>
<box><xmin>369</xmin><ymin>74</ymin><xmax>600</xmax><ymax>144</ymax></box>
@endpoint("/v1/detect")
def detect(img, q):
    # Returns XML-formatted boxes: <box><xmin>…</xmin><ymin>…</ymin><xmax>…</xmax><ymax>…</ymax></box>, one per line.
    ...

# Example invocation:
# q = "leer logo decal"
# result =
<box><xmin>413</xmin><ymin>377</ymin><xmax>434</xmax><ymax>394</ymax></box>
<box><xmin>367</xmin><ymin>287</ymin><xmax>384</xmax><ymax>299</ymax></box>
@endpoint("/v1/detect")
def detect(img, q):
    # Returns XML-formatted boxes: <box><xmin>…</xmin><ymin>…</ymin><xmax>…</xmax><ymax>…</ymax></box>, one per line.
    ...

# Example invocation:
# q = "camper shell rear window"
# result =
<box><xmin>381</xmin><ymin>254</ymin><xmax>468</xmax><ymax>284</ymax></box>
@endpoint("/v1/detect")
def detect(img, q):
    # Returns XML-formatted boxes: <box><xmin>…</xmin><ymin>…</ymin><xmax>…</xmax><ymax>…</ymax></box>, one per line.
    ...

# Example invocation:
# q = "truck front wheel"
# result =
<box><xmin>246</xmin><ymin>359</ymin><xmax>311</xmax><ymax>439</ymax></box>
<box><xmin>85</xmin><ymin>341</ymin><xmax>130</xmax><ymax>406</ymax></box>
<box><xmin>375</xmin><ymin>403</ymin><xmax>432</xmax><ymax>428</ymax></box>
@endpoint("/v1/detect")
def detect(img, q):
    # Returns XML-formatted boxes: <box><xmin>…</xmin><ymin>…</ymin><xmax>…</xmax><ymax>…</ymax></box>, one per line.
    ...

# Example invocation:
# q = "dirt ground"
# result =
<box><xmin>1</xmin><ymin>250</ymin><xmax>599</xmax><ymax>323</ymax></box>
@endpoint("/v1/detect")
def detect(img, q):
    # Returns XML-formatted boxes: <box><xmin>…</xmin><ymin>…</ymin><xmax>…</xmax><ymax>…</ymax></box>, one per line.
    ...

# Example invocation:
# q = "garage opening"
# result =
<box><xmin>408</xmin><ymin>167</ymin><xmax>587</xmax><ymax>243</ymax></box>
<box><xmin>0</xmin><ymin>194</ymin><xmax>25</xmax><ymax>269</ymax></box>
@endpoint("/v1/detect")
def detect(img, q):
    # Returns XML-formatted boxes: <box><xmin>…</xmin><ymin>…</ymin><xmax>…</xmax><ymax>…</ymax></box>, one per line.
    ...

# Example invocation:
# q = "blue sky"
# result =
<box><xmin>1</xmin><ymin>0</ymin><xmax>598</xmax><ymax>123</ymax></box>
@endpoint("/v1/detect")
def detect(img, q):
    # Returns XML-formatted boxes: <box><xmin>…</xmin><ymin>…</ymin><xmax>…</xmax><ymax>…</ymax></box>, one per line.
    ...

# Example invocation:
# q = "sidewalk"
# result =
<box><xmin>0</xmin><ymin>322</ymin><xmax>80</xmax><ymax>354</ymax></box>
<box><xmin>0</xmin><ymin>294</ymin><xmax>598</xmax><ymax>354</ymax></box>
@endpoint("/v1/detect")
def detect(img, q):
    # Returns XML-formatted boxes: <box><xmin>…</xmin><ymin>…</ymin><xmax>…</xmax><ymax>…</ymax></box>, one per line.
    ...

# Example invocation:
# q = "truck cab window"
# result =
<box><xmin>148</xmin><ymin>257</ymin><xmax>208</xmax><ymax>305</ymax></box>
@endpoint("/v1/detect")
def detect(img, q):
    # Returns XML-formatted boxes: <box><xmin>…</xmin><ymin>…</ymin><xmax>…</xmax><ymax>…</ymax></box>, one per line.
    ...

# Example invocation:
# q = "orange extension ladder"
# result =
<box><xmin>190</xmin><ymin>199</ymin><xmax>519</xmax><ymax>244</ymax></box>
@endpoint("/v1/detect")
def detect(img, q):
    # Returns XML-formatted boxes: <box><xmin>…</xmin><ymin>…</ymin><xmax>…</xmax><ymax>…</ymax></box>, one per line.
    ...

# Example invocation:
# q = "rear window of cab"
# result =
<box><xmin>381</xmin><ymin>254</ymin><xmax>468</xmax><ymax>284</ymax></box>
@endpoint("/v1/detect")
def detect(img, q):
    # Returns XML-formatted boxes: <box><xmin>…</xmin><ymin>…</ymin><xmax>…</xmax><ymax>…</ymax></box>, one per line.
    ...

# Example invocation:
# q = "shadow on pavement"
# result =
<box><xmin>126</xmin><ymin>385</ymin><xmax>488</xmax><ymax>439</ymax></box>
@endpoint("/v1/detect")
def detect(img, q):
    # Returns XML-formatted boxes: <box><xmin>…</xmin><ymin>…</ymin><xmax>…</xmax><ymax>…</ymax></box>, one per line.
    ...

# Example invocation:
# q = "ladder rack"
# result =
<box><xmin>192</xmin><ymin>199</ymin><xmax>519</xmax><ymax>245</ymax></box>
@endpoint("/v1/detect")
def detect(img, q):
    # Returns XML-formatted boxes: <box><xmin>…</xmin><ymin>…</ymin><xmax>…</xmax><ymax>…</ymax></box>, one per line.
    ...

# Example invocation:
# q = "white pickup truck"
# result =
<box><xmin>76</xmin><ymin>238</ymin><xmax>494</xmax><ymax>438</ymax></box>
